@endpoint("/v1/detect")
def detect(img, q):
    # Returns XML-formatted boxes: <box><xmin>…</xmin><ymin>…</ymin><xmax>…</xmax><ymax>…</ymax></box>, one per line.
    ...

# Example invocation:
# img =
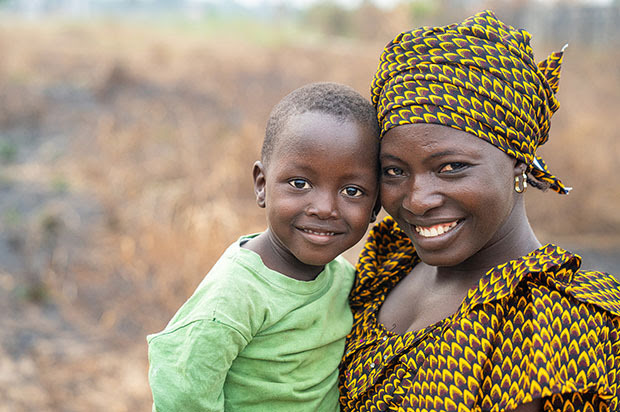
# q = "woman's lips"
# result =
<box><xmin>414</xmin><ymin>220</ymin><xmax>459</xmax><ymax>238</ymax></box>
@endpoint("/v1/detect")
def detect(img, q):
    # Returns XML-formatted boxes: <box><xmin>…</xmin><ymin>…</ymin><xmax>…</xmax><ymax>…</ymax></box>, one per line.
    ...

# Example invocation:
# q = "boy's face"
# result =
<box><xmin>255</xmin><ymin>111</ymin><xmax>379</xmax><ymax>270</ymax></box>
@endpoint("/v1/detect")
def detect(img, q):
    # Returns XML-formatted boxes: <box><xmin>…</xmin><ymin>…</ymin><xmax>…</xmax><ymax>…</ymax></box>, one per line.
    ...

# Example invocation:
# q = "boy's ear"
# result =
<box><xmin>370</xmin><ymin>197</ymin><xmax>381</xmax><ymax>223</ymax></box>
<box><xmin>252</xmin><ymin>161</ymin><xmax>266</xmax><ymax>208</ymax></box>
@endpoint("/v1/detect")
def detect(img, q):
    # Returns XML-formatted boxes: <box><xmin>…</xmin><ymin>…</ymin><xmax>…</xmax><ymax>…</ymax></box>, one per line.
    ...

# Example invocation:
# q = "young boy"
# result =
<box><xmin>147</xmin><ymin>82</ymin><xmax>380</xmax><ymax>411</ymax></box>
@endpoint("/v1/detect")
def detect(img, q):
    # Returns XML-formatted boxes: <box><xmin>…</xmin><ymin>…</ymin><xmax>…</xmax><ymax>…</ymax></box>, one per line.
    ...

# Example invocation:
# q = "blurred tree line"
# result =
<box><xmin>1</xmin><ymin>0</ymin><xmax>618</xmax><ymax>46</ymax></box>
<box><xmin>300</xmin><ymin>0</ymin><xmax>619</xmax><ymax>47</ymax></box>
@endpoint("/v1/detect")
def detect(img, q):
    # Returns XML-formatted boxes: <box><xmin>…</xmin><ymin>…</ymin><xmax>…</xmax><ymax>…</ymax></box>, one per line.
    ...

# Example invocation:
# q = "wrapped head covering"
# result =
<box><xmin>372</xmin><ymin>10</ymin><xmax>570</xmax><ymax>194</ymax></box>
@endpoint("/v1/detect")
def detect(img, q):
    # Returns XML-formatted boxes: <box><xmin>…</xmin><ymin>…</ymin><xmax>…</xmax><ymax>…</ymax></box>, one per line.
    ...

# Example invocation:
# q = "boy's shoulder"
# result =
<box><xmin>329</xmin><ymin>254</ymin><xmax>355</xmax><ymax>268</ymax></box>
<box><xmin>326</xmin><ymin>255</ymin><xmax>355</xmax><ymax>280</ymax></box>
<box><xmin>200</xmin><ymin>234</ymin><xmax>265</xmax><ymax>283</ymax></box>
<box><xmin>148</xmin><ymin>236</ymin><xmax>265</xmax><ymax>337</ymax></box>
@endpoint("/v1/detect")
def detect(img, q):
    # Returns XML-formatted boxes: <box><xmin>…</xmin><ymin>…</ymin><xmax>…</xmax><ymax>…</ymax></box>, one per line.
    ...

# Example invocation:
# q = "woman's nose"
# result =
<box><xmin>306</xmin><ymin>191</ymin><xmax>339</xmax><ymax>219</ymax></box>
<box><xmin>402</xmin><ymin>175</ymin><xmax>442</xmax><ymax>216</ymax></box>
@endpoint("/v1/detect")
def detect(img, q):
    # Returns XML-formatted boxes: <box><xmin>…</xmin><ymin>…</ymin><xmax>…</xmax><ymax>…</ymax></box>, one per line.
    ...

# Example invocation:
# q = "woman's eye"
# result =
<box><xmin>383</xmin><ymin>167</ymin><xmax>403</xmax><ymax>176</ymax></box>
<box><xmin>341</xmin><ymin>186</ymin><xmax>363</xmax><ymax>198</ymax></box>
<box><xmin>439</xmin><ymin>162</ymin><xmax>467</xmax><ymax>173</ymax></box>
<box><xmin>289</xmin><ymin>179</ymin><xmax>310</xmax><ymax>189</ymax></box>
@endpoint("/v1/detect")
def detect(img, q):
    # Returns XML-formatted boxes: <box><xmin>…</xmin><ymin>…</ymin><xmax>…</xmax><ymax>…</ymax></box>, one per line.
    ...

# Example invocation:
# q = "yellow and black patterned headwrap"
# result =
<box><xmin>372</xmin><ymin>10</ymin><xmax>570</xmax><ymax>194</ymax></box>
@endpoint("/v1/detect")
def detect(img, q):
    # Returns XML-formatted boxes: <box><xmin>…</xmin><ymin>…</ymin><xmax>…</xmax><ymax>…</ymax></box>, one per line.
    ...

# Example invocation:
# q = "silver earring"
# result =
<box><xmin>514</xmin><ymin>172</ymin><xmax>528</xmax><ymax>193</ymax></box>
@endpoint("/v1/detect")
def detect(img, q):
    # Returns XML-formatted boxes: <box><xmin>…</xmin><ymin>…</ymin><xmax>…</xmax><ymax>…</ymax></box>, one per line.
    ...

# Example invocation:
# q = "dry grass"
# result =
<box><xmin>0</xmin><ymin>14</ymin><xmax>618</xmax><ymax>411</ymax></box>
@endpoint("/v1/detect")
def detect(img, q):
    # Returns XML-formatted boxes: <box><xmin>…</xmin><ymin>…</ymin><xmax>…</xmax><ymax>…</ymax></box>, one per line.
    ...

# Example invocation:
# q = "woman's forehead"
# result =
<box><xmin>381</xmin><ymin>123</ymin><xmax>511</xmax><ymax>162</ymax></box>
<box><xmin>382</xmin><ymin>123</ymin><xmax>481</xmax><ymax>147</ymax></box>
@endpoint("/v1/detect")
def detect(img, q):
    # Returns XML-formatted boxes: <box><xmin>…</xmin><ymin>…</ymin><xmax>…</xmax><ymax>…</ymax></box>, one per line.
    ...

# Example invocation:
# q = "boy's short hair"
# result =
<box><xmin>262</xmin><ymin>82</ymin><xmax>379</xmax><ymax>166</ymax></box>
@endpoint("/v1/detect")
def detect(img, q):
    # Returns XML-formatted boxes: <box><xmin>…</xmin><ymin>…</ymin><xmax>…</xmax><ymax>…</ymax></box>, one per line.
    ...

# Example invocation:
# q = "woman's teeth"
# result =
<box><xmin>415</xmin><ymin>221</ymin><xmax>458</xmax><ymax>238</ymax></box>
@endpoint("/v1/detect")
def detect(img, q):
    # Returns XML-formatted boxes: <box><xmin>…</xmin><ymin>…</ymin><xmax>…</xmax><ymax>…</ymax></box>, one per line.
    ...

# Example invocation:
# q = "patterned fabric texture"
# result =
<box><xmin>371</xmin><ymin>10</ymin><xmax>570</xmax><ymax>194</ymax></box>
<box><xmin>339</xmin><ymin>217</ymin><xmax>620</xmax><ymax>411</ymax></box>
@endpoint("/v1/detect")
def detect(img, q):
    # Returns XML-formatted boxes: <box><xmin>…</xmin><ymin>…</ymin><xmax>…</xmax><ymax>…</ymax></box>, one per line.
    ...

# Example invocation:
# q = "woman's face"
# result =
<box><xmin>380</xmin><ymin>123</ymin><xmax>521</xmax><ymax>268</ymax></box>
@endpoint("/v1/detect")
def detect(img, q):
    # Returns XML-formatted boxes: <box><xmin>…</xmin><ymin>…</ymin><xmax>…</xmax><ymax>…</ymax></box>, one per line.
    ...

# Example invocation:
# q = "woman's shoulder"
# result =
<box><xmin>359</xmin><ymin>216</ymin><xmax>414</xmax><ymax>264</ymax></box>
<box><xmin>529</xmin><ymin>244</ymin><xmax>620</xmax><ymax>319</ymax></box>
<box><xmin>350</xmin><ymin>217</ymin><xmax>417</xmax><ymax>308</ymax></box>
<box><xmin>567</xmin><ymin>269</ymin><xmax>620</xmax><ymax>318</ymax></box>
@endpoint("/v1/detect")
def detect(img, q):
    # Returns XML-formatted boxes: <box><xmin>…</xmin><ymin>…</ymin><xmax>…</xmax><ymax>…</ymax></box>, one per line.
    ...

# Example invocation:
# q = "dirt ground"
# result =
<box><xmin>0</xmin><ymin>17</ymin><xmax>619</xmax><ymax>411</ymax></box>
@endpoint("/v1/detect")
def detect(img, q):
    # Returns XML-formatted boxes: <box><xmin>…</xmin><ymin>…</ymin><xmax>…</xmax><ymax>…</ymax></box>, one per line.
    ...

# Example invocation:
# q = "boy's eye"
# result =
<box><xmin>341</xmin><ymin>186</ymin><xmax>363</xmax><ymax>198</ymax></box>
<box><xmin>383</xmin><ymin>167</ymin><xmax>403</xmax><ymax>176</ymax></box>
<box><xmin>289</xmin><ymin>179</ymin><xmax>310</xmax><ymax>189</ymax></box>
<box><xmin>439</xmin><ymin>162</ymin><xmax>468</xmax><ymax>173</ymax></box>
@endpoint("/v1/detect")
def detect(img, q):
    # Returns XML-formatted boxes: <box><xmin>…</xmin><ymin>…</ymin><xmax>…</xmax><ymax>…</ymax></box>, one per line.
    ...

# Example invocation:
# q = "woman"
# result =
<box><xmin>339</xmin><ymin>10</ymin><xmax>620</xmax><ymax>411</ymax></box>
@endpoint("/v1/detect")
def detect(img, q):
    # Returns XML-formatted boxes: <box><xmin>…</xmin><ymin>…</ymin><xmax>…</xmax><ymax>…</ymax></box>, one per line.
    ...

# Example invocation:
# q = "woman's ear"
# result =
<box><xmin>252</xmin><ymin>161</ymin><xmax>266</xmax><ymax>208</ymax></box>
<box><xmin>513</xmin><ymin>159</ymin><xmax>529</xmax><ymax>194</ymax></box>
<box><xmin>514</xmin><ymin>159</ymin><xmax>527</xmax><ymax>176</ymax></box>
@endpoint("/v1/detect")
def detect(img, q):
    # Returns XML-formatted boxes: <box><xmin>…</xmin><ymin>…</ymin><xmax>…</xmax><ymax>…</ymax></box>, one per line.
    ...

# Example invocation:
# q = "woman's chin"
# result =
<box><xmin>414</xmin><ymin>247</ymin><xmax>468</xmax><ymax>268</ymax></box>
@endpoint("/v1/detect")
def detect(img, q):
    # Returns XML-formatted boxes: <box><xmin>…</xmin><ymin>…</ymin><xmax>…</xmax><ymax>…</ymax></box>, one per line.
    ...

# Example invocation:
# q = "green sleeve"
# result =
<box><xmin>148</xmin><ymin>319</ymin><xmax>249</xmax><ymax>411</ymax></box>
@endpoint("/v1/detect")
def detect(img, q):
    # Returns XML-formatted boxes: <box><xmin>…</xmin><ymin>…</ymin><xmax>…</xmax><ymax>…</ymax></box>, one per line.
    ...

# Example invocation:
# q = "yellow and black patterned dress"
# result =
<box><xmin>340</xmin><ymin>217</ymin><xmax>620</xmax><ymax>411</ymax></box>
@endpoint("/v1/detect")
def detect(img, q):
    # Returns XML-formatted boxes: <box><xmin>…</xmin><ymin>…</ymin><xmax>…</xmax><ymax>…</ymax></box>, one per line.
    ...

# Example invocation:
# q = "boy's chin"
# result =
<box><xmin>296</xmin><ymin>255</ymin><xmax>338</xmax><ymax>268</ymax></box>
<box><xmin>294</xmin><ymin>248</ymin><xmax>346</xmax><ymax>269</ymax></box>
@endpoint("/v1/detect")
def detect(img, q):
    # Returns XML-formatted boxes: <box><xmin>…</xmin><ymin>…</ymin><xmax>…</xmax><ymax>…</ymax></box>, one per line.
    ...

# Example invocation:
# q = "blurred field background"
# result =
<box><xmin>0</xmin><ymin>0</ymin><xmax>618</xmax><ymax>410</ymax></box>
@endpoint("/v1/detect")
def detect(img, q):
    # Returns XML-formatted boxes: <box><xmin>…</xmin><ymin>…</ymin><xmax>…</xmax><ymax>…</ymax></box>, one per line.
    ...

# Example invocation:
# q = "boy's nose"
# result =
<box><xmin>306</xmin><ymin>191</ymin><xmax>339</xmax><ymax>219</ymax></box>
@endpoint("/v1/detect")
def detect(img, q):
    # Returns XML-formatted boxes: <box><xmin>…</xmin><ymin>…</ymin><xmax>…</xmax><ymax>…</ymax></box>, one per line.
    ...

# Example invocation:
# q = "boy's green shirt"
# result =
<box><xmin>147</xmin><ymin>235</ymin><xmax>355</xmax><ymax>411</ymax></box>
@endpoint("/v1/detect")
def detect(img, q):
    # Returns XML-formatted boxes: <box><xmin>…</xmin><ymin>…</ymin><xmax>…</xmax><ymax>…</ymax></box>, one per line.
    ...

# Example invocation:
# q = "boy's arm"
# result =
<box><xmin>148</xmin><ymin>319</ymin><xmax>249</xmax><ymax>412</ymax></box>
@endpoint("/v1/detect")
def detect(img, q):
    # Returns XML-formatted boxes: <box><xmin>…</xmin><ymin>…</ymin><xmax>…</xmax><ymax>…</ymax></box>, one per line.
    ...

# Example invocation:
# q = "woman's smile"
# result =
<box><xmin>413</xmin><ymin>220</ymin><xmax>459</xmax><ymax>237</ymax></box>
<box><xmin>406</xmin><ymin>218</ymin><xmax>465</xmax><ymax>253</ymax></box>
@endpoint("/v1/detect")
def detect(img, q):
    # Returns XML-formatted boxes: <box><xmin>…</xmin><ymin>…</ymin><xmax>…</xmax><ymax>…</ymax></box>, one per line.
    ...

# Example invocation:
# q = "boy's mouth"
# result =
<box><xmin>414</xmin><ymin>220</ymin><xmax>459</xmax><ymax>238</ymax></box>
<box><xmin>301</xmin><ymin>228</ymin><xmax>336</xmax><ymax>236</ymax></box>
